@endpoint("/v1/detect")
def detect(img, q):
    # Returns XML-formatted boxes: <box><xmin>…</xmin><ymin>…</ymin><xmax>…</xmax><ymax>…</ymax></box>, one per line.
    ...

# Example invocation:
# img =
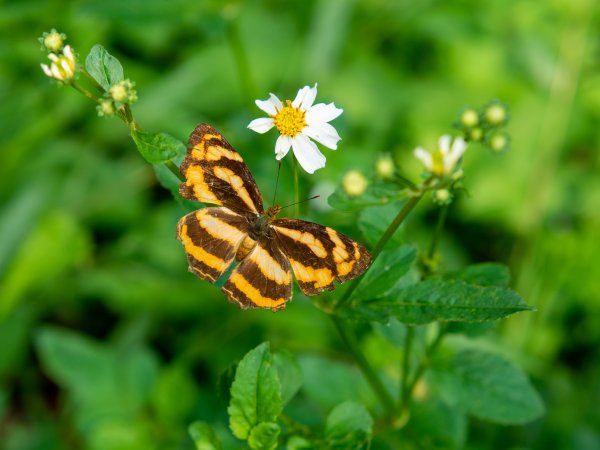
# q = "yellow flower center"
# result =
<box><xmin>431</xmin><ymin>150</ymin><xmax>445</xmax><ymax>176</ymax></box>
<box><xmin>272</xmin><ymin>100</ymin><xmax>307</xmax><ymax>137</ymax></box>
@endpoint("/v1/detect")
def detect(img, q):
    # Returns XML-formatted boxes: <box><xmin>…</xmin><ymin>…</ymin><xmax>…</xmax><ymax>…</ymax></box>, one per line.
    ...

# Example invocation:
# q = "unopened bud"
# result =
<box><xmin>488</xmin><ymin>132</ymin><xmax>509</xmax><ymax>152</ymax></box>
<box><xmin>97</xmin><ymin>99</ymin><xmax>115</xmax><ymax>117</ymax></box>
<box><xmin>433</xmin><ymin>188</ymin><xmax>452</xmax><ymax>205</ymax></box>
<box><xmin>40</xmin><ymin>29</ymin><xmax>66</xmax><ymax>52</ymax></box>
<box><xmin>375</xmin><ymin>154</ymin><xmax>395</xmax><ymax>179</ymax></box>
<box><xmin>109</xmin><ymin>79</ymin><xmax>137</xmax><ymax>104</ymax></box>
<box><xmin>467</xmin><ymin>127</ymin><xmax>484</xmax><ymax>142</ymax></box>
<box><xmin>460</xmin><ymin>108</ymin><xmax>479</xmax><ymax>128</ymax></box>
<box><xmin>342</xmin><ymin>170</ymin><xmax>368</xmax><ymax>197</ymax></box>
<box><xmin>484</xmin><ymin>102</ymin><xmax>508</xmax><ymax>126</ymax></box>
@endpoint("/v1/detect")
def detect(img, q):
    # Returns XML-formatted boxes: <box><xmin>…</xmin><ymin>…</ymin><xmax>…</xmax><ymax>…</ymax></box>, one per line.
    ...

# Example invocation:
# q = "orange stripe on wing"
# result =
<box><xmin>224</xmin><ymin>272</ymin><xmax>286</xmax><ymax>310</ymax></box>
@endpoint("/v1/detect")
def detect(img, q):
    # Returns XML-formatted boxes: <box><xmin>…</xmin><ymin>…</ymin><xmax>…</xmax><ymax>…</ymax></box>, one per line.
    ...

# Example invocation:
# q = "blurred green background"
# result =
<box><xmin>1</xmin><ymin>0</ymin><xmax>599</xmax><ymax>449</ymax></box>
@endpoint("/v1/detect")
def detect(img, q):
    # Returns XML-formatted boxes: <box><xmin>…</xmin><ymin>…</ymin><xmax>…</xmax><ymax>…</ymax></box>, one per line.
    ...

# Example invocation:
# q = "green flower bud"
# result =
<box><xmin>467</xmin><ymin>127</ymin><xmax>484</xmax><ymax>142</ymax></box>
<box><xmin>433</xmin><ymin>188</ymin><xmax>453</xmax><ymax>205</ymax></box>
<box><xmin>40</xmin><ymin>29</ymin><xmax>66</xmax><ymax>52</ymax></box>
<box><xmin>460</xmin><ymin>108</ymin><xmax>479</xmax><ymax>128</ymax></box>
<box><xmin>488</xmin><ymin>132</ymin><xmax>509</xmax><ymax>152</ymax></box>
<box><xmin>375</xmin><ymin>154</ymin><xmax>395</xmax><ymax>179</ymax></box>
<box><xmin>342</xmin><ymin>170</ymin><xmax>368</xmax><ymax>197</ymax></box>
<box><xmin>109</xmin><ymin>79</ymin><xmax>138</xmax><ymax>104</ymax></box>
<box><xmin>97</xmin><ymin>99</ymin><xmax>116</xmax><ymax>117</ymax></box>
<box><xmin>484</xmin><ymin>102</ymin><xmax>508</xmax><ymax>126</ymax></box>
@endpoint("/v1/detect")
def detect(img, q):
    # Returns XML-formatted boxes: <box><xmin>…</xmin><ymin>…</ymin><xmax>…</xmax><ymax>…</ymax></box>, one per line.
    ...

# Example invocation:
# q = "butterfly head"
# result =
<box><xmin>265</xmin><ymin>205</ymin><xmax>282</xmax><ymax>221</ymax></box>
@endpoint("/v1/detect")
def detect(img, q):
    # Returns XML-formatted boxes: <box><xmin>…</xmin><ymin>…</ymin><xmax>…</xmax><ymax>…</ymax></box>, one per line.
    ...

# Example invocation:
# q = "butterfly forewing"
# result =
<box><xmin>177</xmin><ymin>207</ymin><xmax>249</xmax><ymax>283</ymax></box>
<box><xmin>272</xmin><ymin>219</ymin><xmax>372</xmax><ymax>296</ymax></box>
<box><xmin>179</xmin><ymin>124</ymin><xmax>264</xmax><ymax>214</ymax></box>
<box><xmin>222</xmin><ymin>237</ymin><xmax>293</xmax><ymax>311</ymax></box>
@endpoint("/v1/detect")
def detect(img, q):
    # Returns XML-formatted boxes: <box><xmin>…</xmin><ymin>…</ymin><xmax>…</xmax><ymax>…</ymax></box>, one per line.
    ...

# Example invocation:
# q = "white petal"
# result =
<box><xmin>291</xmin><ymin>134</ymin><xmax>326</xmax><ymax>174</ymax></box>
<box><xmin>247</xmin><ymin>117</ymin><xmax>275</xmax><ymax>134</ymax></box>
<box><xmin>450</xmin><ymin>137</ymin><xmax>467</xmax><ymax>160</ymax></box>
<box><xmin>303</xmin><ymin>122</ymin><xmax>341</xmax><ymax>150</ymax></box>
<box><xmin>40</xmin><ymin>63</ymin><xmax>52</xmax><ymax>77</ymax></box>
<box><xmin>50</xmin><ymin>64</ymin><xmax>62</xmax><ymax>79</ymax></box>
<box><xmin>306</xmin><ymin>102</ymin><xmax>343</xmax><ymax>123</ymax></box>
<box><xmin>275</xmin><ymin>135</ymin><xmax>292</xmax><ymax>160</ymax></box>
<box><xmin>63</xmin><ymin>45</ymin><xmax>74</xmax><ymax>60</ymax></box>
<box><xmin>414</xmin><ymin>147</ymin><xmax>433</xmax><ymax>171</ymax></box>
<box><xmin>48</xmin><ymin>53</ymin><xmax>59</xmax><ymax>63</ymax></box>
<box><xmin>255</xmin><ymin>94</ymin><xmax>282</xmax><ymax>115</ymax></box>
<box><xmin>444</xmin><ymin>137</ymin><xmax>467</xmax><ymax>172</ymax></box>
<box><xmin>438</xmin><ymin>135</ymin><xmax>451</xmax><ymax>155</ymax></box>
<box><xmin>60</xmin><ymin>60</ymin><xmax>72</xmax><ymax>76</ymax></box>
<box><xmin>292</xmin><ymin>84</ymin><xmax>317</xmax><ymax>109</ymax></box>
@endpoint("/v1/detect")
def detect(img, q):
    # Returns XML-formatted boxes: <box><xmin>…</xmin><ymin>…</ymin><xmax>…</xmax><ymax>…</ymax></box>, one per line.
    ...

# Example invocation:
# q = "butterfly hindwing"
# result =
<box><xmin>176</xmin><ymin>207</ymin><xmax>249</xmax><ymax>283</ymax></box>
<box><xmin>179</xmin><ymin>124</ymin><xmax>264</xmax><ymax>214</ymax></box>
<box><xmin>222</xmin><ymin>236</ymin><xmax>292</xmax><ymax>311</ymax></box>
<box><xmin>272</xmin><ymin>219</ymin><xmax>372</xmax><ymax>296</ymax></box>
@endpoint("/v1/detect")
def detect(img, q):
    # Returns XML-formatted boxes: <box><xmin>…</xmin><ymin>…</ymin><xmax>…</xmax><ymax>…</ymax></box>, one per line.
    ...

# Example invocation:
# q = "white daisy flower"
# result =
<box><xmin>41</xmin><ymin>45</ymin><xmax>76</xmax><ymax>82</ymax></box>
<box><xmin>248</xmin><ymin>84</ymin><xmax>343</xmax><ymax>174</ymax></box>
<box><xmin>414</xmin><ymin>135</ymin><xmax>467</xmax><ymax>177</ymax></box>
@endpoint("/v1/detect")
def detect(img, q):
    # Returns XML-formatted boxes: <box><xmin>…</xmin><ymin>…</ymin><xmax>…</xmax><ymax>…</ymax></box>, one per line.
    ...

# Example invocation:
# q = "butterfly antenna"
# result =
<box><xmin>272</xmin><ymin>161</ymin><xmax>282</xmax><ymax>206</ymax></box>
<box><xmin>279</xmin><ymin>195</ymin><xmax>320</xmax><ymax>211</ymax></box>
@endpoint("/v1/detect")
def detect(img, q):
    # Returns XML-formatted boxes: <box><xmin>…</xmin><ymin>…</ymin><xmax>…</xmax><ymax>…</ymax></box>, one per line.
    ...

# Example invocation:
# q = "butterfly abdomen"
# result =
<box><xmin>236</xmin><ymin>236</ymin><xmax>257</xmax><ymax>261</ymax></box>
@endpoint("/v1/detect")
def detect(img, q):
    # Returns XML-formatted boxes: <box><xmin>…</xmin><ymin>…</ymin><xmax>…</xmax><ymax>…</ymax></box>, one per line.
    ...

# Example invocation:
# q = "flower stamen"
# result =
<box><xmin>272</xmin><ymin>100</ymin><xmax>307</xmax><ymax>137</ymax></box>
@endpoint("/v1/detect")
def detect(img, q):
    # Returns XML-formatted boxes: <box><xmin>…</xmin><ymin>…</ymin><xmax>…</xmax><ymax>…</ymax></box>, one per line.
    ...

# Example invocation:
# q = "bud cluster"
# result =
<box><xmin>455</xmin><ymin>100</ymin><xmax>510</xmax><ymax>153</ymax></box>
<box><xmin>39</xmin><ymin>29</ymin><xmax>77</xmax><ymax>83</ymax></box>
<box><xmin>98</xmin><ymin>79</ymin><xmax>138</xmax><ymax>117</ymax></box>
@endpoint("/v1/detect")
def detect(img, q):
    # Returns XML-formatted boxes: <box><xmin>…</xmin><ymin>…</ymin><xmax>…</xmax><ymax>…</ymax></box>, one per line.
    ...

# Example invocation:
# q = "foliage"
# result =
<box><xmin>2</xmin><ymin>1</ymin><xmax>599</xmax><ymax>450</ymax></box>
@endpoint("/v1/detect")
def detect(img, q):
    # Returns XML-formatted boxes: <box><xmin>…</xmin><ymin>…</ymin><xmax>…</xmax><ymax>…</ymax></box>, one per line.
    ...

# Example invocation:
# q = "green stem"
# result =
<box><xmin>334</xmin><ymin>193</ymin><xmax>424</xmax><ymax>310</ymax></box>
<box><xmin>399</xmin><ymin>324</ymin><xmax>446</xmax><ymax>413</ymax></box>
<box><xmin>70</xmin><ymin>82</ymin><xmax>99</xmax><ymax>103</ymax></box>
<box><xmin>427</xmin><ymin>203</ymin><xmax>449</xmax><ymax>260</ymax></box>
<box><xmin>400</xmin><ymin>326</ymin><xmax>414</xmax><ymax>403</ymax></box>
<box><xmin>293</xmin><ymin>156</ymin><xmax>300</xmax><ymax>218</ymax></box>
<box><xmin>226</xmin><ymin>19</ymin><xmax>257</xmax><ymax>104</ymax></box>
<box><xmin>331</xmin><ymin>315</ymin><xmax>396</xmax><ymax>416</ymax></box>
<box><xmin>81</xmin><ymin>68</ymin><xmax>104</xmax><ymax>93</ymax></box>
<box><xmin>165</xmin><ymin>160</ymin><xmax>185</xmax><ymax>182</ymax></box>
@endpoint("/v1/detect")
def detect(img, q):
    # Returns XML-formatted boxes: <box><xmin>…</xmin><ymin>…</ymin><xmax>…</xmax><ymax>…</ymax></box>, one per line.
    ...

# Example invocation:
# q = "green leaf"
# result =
<box><xmin>324</xmin><ymin>401</ymin><xmax>373</xmax><ymax>449</ymax></box>
<box><xmin>403</xmin><ymin>398</ymin><xmax>467</xmax><ymax>450</ymax></box>
<box><xmin>447</xmin><ymin>263</ymin><xmax>511</xmax><ymax>287</ymax></box>
<box><xmin>248</xmin><ymin>422</ymin><xmax>280</xmax><ymax>450</ymax></box>
<box><xmin>328</xmin><ymin>182</ymin><xmax>408</xmax><ymax>212</ymax></box>
<box><xmin>228</xmin><ymin>342</ymin><xmax>282</xmax><ymax>440</ymax></box>
<box><xmin>273</xmin><ymin>350</ymin><xmax>302</xmax><ymax>406</ymax></box>
<box><xmin>0</xmin><ymin>212</ymin><xmax>90</xmax><ymax>317</ymax></box>
<box><xmin>152</xmin><ymin>365</ymin><xmax>198</xmax><ymax>424</ymax></box>
<box><xmin>85</xmin><ymin>44</ymin><xmax>124</xmax><ymax>91</ymax></box>
<box><xmin>131</xmin><ymin>130</ymin><xmax>186</xmax><ymax>165</ymax></box>
<box><xmin>353</xmin><ymin>246</ymin><xmax>417</xmax><ymax>300</ymax></box>
<box><xmin>36</xmin><ymin>327</ymin><xmax>114</xmax><ymax>400</ymax></box>
<box><xmin>358</xmin><ymin>203</ymin><xmax>408</xmax><ymax>248</ymax></box>
<box><xmin>342</xmin><ymin>279</ymin><xmax>531</xmax><ymax>325</ymax></box>
<box><xmin>433</xmin><ymin>349</ymin><xmax>545</xmax><ymax>424</ymax></box>
<box><xmin>189</xmin><ymin>422</ymin><xmax>223</xmax><ymax>450</ymax></box>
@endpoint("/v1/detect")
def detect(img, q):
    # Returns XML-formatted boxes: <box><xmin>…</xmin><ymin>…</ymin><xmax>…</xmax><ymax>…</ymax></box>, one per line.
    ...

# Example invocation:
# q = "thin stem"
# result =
<box><xmin>70</xmin><ymin>82</ymin><xmax>99</xmax><ymax>103</ymax></box>
<box><xmin>331</xmin><ymin>315</ymin><xmax>396</xmax><ymax>416</ymax></box>
<box><xmin>81</xmin><ymin>68</ymin><xmax>104</xmax><ymax>93</ymax></box>
<box><xmin>400</xmin><ymin>326</ymin><xmax>414</xmax><ymax>403</ymax></box>
<box><xmin>226</xmin><ymin>19</ymin><xmax>257</xmax><ymax>104</ymax></box>
<box><xmin>399</xmin><ymin>324</ymin><xmax>446</xmax><ymax>413</ymax></box>
<box><xmin>164</xmin><ymin>160</ymin><xmax>185</xmax><ymax>182</ymax></box>
<box><xmin>334</xmin><ymin>193</ymin><xmax>424</xmax><ymax>310</ymax></box>
<box><xmin>293</xmin><ymin>156</ymin><xmax>300</xmax><ymax>218</ymax></box>
<box><xmin>427</xmin><ymin>203</ymin><xmax>449</xmax><ymax>260</ymax></box>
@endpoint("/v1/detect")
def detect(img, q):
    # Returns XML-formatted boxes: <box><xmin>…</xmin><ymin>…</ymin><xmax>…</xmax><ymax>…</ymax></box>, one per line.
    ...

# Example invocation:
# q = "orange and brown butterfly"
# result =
<box><xmin>176</xmin><ymin>123</ymin><xmax>372</xmax><ymax>311</ymax></box>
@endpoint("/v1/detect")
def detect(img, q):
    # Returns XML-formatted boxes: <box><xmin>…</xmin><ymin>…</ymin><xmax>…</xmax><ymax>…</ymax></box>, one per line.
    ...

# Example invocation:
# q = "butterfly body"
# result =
<box><xmin>177</xmin><ymin>124</ymin><xmax>371</xmax><ymax>311</ymax></box>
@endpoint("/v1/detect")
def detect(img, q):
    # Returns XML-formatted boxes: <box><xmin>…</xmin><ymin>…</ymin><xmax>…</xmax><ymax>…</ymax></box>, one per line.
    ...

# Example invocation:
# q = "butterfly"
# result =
<box><xmin>176</xmin><ymin>124</ymin><xmax>372</xmax><ymax>311</ymax></box>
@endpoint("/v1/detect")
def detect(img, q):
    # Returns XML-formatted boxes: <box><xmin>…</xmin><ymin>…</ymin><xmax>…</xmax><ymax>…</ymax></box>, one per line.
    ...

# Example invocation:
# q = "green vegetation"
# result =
<box><xmin>1</xmin><ymin>1</ymin><xmax>599</xmax><ymax>449</ymax></box>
